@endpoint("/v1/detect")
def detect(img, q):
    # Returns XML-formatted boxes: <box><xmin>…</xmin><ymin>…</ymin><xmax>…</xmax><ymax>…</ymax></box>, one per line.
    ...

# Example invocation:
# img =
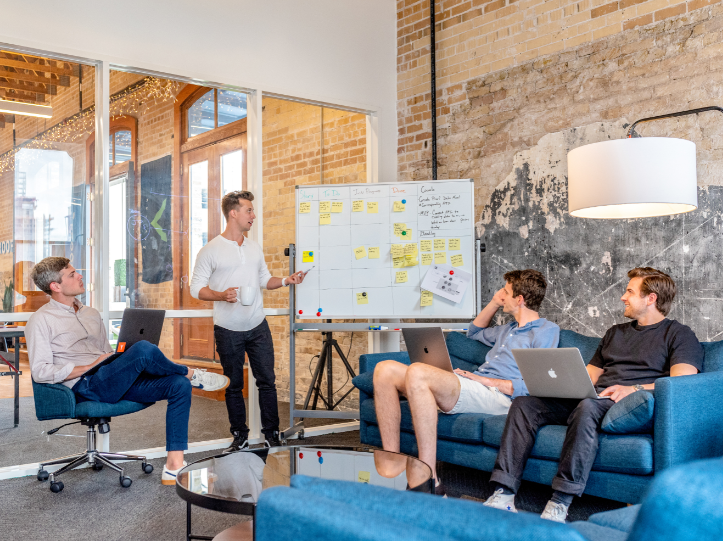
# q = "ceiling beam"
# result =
<box><xmin>0</xmin><ymin>55</ymin><xmax>80</xmax><ymax>78</ymax></box>
<box><xmin>0</xmin><ymin>67</ymin><xmax>69</xmax><ymax>87</ymax></box>
<box><xmin>0</xmin><ymin>78</ymin><xmax>55</xmax><ymax>96</ymax></box>
<box><xmin>0</xmin><ymin>89</ymin><xmax>45</xmax><ymax>103</ymax></box>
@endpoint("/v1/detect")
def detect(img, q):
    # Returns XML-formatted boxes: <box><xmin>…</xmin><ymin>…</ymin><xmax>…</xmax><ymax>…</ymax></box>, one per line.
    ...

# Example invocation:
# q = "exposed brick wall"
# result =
<box><xmin>261</xmin><ymin>97</ymin><xmax>368</xmax><ymax>408</ymax></box>
<box><xmin>398</xmin><ymin>0</ymin><xmax>721</xmax><ymax>187</ymax></box>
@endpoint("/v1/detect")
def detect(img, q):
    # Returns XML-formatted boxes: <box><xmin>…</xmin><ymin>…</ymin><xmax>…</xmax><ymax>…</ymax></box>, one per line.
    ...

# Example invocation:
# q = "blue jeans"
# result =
<box><xmin>72</xmin><ymin>341</ymin><xmax>191</xmax><ymax>451</ymax></box>
<box><xmin>214</xmin><ymin>319</ymin><xmax>279</xmax><ymax>439</ymax></box>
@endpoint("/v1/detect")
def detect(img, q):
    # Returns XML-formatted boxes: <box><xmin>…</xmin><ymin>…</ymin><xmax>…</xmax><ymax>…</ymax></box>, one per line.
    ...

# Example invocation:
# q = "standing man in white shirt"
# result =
<box><xmin>190</xmin><ymin>190</ymin><xmax>305</xmax><ymax>452</ymax></box>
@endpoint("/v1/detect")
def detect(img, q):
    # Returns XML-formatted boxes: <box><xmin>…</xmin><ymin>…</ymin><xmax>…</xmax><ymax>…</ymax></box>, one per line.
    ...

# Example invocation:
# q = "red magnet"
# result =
<box><xmin>299</xmin><ymin>452</ymin><xmax>304</xmax><ymax>459</ymax></box>
<box><xmin>450</xmin><ymin>270</ymin><xmax>454</xmax><ymax>275</ymax></box>
<box><xmin>317</xmin><ymin>451</ymin><xmax>322</xmax><ymax>457</ymax></box>
<box><xmin>299</xmin><ymin>310</ymin><xmax>303</xmax><ymax>314</ymax></box>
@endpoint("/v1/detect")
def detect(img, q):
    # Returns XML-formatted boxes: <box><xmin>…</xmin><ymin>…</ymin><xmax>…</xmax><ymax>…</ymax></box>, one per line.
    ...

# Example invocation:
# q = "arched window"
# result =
<box><xmin>186</xmin><ymin>88</ymin><xmax>247</xmax><ymax>138</ymax></box>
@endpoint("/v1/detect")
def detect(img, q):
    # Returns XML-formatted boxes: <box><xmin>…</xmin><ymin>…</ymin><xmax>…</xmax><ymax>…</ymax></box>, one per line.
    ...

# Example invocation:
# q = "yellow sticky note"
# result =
<box><xmin>302</xmin><ymin>251</ymin><xmax>314</xmax><ymax>263</ymax></box>
<box><xmin>421</xmin><ymin>290</ymin><xmax>433</xmax><ymax>307</ymax></box>
<box><xmin>368</xmin><ymin>247</ymin><xmax>380</xmax><ymax>259</ymax></box>
<box><xmin>420</xmin><ymin>240</ymin><xmax>432</xmax><ymax>252</ymax></box>
<box><xmin>393</xmin><ymin>201</ymin><xmax>405</xmax><ymax>212</ymax></box>
<box><xmin>319</xmin><ymin>201</ymin><xmax>331</xmax><ymax>212</ymax></box>
<box><xmin>393</xmin><ymin>223</ymin><xmax>406</xmax><ymax>237</ymax></box>
<box><xmin>354</xmin><ymin>246</ymin><xmax>367</xmax><ymax>260</ymax></box>
<box><xmin>421</xmin><ymin>253</ymin><xmax>433</xmax><ymax>265</ymax></box>
<box><xmin>367</xmin><ymin>201</ymin><xmax>378</xmax><ymax>213</ymax></box>
<box><xmin>352</xmin><ymin>200</ymin><xmax>364</xmax><ymax>212</ymax></box>
<box><xmin>434</xmin><ymin>239</ymin><xmax>446</xmax><ymax>251</ymax></box>
<box><xmin>404</xmin><ymin>243</ymin><xmax>417</xmax><ymax>256</ymax></box>
<box><xmin>393</xmin><ymin>257</ymin><xmax>405</xmax><ymax>268</ymax></box>
<box><xmin>299</xmin><ymin>202</ymin><xmax>311</xmax><ymax>214</ymax></box>
<box><xmin>391</xmin><ymin>244</ymin><xmax>404</xmax><ymax>258</ymax></box>
<box><xmin>434</xmin><ymin>252</ymin><xmax>447</xmax><ymax>264</ymax></box>
<box><xmin>396</xmin><ymin>271</ymin><xmax>408</xmax><ymax>283</ymax></box>
<box><xmin>356</xmin><ymin>292</ymin><xmax>369</xmax><ymax>305</ymax></box>
<box><xmin>319</xmin><ymin>213</ymin><xmax>331</xmax><ymax>225</ymax></box>
<box><xmin>331</xmin><ymin>201</ymin><xmax>343</xmax><ymax>213</ymax></box>
<box><xmin>448</xmin><ymin>238</ymin><xmax>461</xmax><ymax>250</ymax></box>
<box><xmin>451</xmin><ymin>254</ymin><xmax>464</xmax><ymax>267</ymax></box>
<box><xmin>358</xmin><ymin>471</ymin><xmax>370</xmax><ymax>483</ymax></box>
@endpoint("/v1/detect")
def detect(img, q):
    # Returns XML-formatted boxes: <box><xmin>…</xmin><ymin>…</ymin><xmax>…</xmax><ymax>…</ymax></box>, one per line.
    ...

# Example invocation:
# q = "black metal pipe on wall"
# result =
<box><xmin>430</xmin><ymin>0</ymin><xmax>437</xmax><ymax>180</ymax></box>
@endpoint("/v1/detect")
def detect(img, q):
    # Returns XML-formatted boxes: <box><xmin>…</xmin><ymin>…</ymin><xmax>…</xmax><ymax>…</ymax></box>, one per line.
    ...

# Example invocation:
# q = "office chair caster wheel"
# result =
<box><xmin>50</xmin><ymin>481</ymin><xmax>64</xmax><ymax>493</ymax></box>
<box><xmin>142</xmin><ymin>463</ymin><xmax>154</xmax><ymax>474</ymax></box>
<box><xmin>37</xmin><ymin>469</ymin><xmax>49</xmax><ymax>482</ymax></box>
<box><xmin>120</xmin><ymin>476</ymin><xmax>132</xmax><ymax>488</ymax></box>
<box><xmin>92</xmin><ymin>463</ymin><xmax>104</xmax><ymax>471</ymax></box>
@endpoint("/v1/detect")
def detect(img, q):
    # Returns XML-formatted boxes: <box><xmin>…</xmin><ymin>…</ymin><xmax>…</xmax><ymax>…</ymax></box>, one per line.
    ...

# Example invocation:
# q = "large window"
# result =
<box><xmin>0</xmin><ymin>51</ymin><xmax>94</xmax><ymax>315</ymax></box>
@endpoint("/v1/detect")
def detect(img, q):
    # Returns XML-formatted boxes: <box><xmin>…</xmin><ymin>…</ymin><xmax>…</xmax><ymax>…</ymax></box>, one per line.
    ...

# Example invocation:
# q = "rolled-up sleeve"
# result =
<box><xmin>467</xmin><ymin>321</ymin><xmax>501</xmax><ymax>347</ymax></box>
<box><xmin>25</xmin><ymin>315</ymin><xmax>74</xmax><ymax>384</ymax></box>
<box><xmin>258</xmin><ymin>253</ymin><xmax>273</xmax><ymax>290</ymax></box>
<box><xmin>190</xmin><ymin>248</ymin><xmax>213</xmax><ymax>300</ymax></box>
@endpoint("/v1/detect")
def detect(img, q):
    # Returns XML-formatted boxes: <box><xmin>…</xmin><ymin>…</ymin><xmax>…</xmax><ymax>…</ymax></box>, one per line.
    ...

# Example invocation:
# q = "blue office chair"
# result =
<box><xmin>32</xmin><ymin>379</ymin><xmax>155</xmax><ymax>493</ymax></box>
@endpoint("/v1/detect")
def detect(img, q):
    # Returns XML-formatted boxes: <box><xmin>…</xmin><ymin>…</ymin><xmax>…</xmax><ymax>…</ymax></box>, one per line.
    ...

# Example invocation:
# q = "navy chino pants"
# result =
<box><xmin>72</xmin><ymin>340</ymin><xmax>192</xmax><ymax>451</ymax></box>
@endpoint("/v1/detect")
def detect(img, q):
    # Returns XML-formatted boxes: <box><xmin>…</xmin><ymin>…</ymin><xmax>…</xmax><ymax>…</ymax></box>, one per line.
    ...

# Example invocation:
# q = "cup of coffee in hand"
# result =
<box><xmin>240</xmin><ymin>286</ymin><xmax>256</xmax><ymax>306</ymax></box>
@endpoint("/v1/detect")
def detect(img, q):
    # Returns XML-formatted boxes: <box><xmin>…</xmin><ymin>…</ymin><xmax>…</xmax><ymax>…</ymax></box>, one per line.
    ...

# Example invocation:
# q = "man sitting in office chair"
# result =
<box><xmin>373</xmin><ymin>269</ymin><xmax>560</xmax><ymax>496</ymax></box>
<box><xmin>484</xmin><ymin>267</ymin><xmax>703</xmax><ymax>523</ymax></box>
<box><xmin>25</xmin><ymin>257</ymin><xmax>230</xmax><ymax>486</ymax></box>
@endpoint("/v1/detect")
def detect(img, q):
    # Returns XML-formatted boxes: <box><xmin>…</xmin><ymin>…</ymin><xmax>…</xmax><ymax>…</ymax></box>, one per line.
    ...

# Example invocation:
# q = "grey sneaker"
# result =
<box><xmin>190</xmin><ymin>369</ymin><xmax>230</xmax><ymax>392</ymax></box>
<box><xmin>541</xmin><ymin>501</ymin><xmax>569</xmax><ymax>523</ymax></box>
<box><xmin>483</xmin><ymin>488</ymin><xmax>517</xmax><ymax>512</ymax></box>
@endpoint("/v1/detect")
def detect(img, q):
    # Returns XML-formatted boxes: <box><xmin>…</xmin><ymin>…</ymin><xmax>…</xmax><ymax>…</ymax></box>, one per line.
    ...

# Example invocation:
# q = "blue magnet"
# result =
<box><xmin>402</xmin><ymin>199</ymin><xmax>406</xmax><ymax>204</ymax></box>
<box><xmin>319</xmin><ymin>457</ymin><xmax>324</xmax><ymax>464</ymax></box>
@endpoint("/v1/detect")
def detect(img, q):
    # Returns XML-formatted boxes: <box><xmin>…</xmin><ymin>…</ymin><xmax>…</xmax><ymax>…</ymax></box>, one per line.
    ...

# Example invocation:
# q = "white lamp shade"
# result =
<box><xmin>567</xmin><ymin>137</ymin><xmax>697</xmax><ymax>219</ymax></box>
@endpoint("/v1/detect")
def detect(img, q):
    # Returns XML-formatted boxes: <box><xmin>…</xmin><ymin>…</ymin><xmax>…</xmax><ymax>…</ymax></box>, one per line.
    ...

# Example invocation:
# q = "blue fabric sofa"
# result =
<box><xmin>353</xmin><ymin>330</ymin><xmax>723</xmax><ymax>503</ymax></box>
<box><xmin>255</xmin><ymin>458</ymin><xmax>723</xmax><ymax>541</ymax></box>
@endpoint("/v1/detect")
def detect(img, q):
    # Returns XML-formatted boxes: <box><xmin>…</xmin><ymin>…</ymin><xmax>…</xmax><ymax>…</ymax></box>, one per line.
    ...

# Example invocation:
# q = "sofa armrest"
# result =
<box><xmin>31</xmin><ymin>380</ymin><xmax>76</xmax><ymax>421</ymax></box>
<box><xmin>654</xmin><ymin>372</ymin><xmax>723</xmax><ymax>471</ymax></box>
<box><xmin>358</xmin><ymin>351</ymin><xmax>410</xmax><ymax>375</ymax></box>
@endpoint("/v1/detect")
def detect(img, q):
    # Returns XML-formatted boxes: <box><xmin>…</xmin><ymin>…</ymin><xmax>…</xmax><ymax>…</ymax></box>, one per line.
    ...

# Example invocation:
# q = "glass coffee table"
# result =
<box><xmin>176</xmin><ymin>445</ymin><xmax>433</xmax><ymax>541</ymax></box>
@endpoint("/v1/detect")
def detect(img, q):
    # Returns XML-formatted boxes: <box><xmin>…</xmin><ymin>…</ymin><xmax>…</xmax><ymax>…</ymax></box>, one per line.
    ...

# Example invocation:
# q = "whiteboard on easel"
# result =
<box><xmin>294</xmin><ymin>180</ymin><xmax>476</xmax><ymax>319</ymax></box>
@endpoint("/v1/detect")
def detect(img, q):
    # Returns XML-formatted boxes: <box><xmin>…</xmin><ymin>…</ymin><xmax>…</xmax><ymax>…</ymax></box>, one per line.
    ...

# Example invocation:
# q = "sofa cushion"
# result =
<box><xmin>352</xmin><ymin>371</ymin><xmax>374</xmax><ymax>396</ymax></box>
<box><xmin>445</xmin><ymin>331</ymin><xmax>490</xmax><ymax>371</ymax></box>
<box><xmin>360</xmin><ymin>398</ymin><xmax>491</xmax><ymax>444</ymax></box>
<box><xmin>701</xmin><ymin>341</ymin><xmax>723</xmax><ymax>373</ymax></box>
<box><xmin>601</xmin><ymin>391</ymin><xmax>654</xmax><ymax>434</ymax></box>
<box><xmin>587</xmin><ymin>505</ymin><xmax>641</xmax><ymax>532</ymax></box>
<box><xmin>482</xmin><ymin>415</ymin><xmax>654</xmax><ymax>475</ymax></box>
<box><xmin>559</xmin><ymin>330</ymin><xmax>601</xmax><ymax>364</ymax></box>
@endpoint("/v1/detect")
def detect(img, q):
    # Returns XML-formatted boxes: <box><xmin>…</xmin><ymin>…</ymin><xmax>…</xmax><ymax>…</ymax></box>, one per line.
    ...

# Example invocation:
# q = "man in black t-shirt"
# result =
<box><xmin>484</xmin><ymin>267</ymin><xmax>703</xmax><ymax>523</ymax></box>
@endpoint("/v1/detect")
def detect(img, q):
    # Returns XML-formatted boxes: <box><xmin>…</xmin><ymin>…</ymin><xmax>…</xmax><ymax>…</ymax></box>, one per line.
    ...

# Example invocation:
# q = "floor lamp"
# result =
<box><xmin>565</xmin><ymin>107</ymin><xmax>723</xmax><ymax>219</ymax></box>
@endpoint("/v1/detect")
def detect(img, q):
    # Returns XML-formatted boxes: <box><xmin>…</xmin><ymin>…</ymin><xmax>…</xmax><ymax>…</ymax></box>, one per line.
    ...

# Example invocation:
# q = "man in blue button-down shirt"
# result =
<box><xmin>374</xmin><ymin>269</ymin><xmax>559</xmax><ymax>494</ymax></box>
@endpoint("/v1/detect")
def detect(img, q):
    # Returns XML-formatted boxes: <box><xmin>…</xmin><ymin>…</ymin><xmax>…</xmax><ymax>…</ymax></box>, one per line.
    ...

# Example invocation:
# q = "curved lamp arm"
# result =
<box><xmin>627</xmin><ymin>106</ymin><xmax>723</xmax><ymax>138</ymax></box>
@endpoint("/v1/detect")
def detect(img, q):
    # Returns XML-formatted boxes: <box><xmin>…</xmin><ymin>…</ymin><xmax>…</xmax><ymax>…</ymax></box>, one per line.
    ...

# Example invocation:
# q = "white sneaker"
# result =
<box><xmin>190</xmin><ymin>369</ymin><xmax>230</xmax><ymax>392</ymax></box>
<box><xmin>483</xmin><ymin>488</ymin><xmax>517</xmax><ymax>512</ymax></box>
<box><xmin>161</xmin><ymin>461</ymin><xmax>187</xmax><ymax>486</ymax></box>
<box><xmin>541</xmin><ymin>501</ymin><xmax>569</xmax><ymax>523</ymax></box>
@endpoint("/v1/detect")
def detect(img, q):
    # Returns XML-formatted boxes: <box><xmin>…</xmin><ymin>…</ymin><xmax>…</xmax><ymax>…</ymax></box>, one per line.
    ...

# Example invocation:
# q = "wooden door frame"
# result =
<box><xmin>173</xmin><ymin>84</ymin><xmax>248</xmax><ymax>360</ymax></box>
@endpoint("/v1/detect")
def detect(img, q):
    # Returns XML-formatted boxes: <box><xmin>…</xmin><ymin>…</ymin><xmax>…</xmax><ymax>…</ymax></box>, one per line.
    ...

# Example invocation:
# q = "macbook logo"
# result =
<box><xmin>424</xmin><ymin>347</ymin><xmax>429</xmax><ymax>354</ymax></box>
<box><xmin>548</xmin><ymin>369</ymin><xmax>557</xmax><ymax>379</ymax></box>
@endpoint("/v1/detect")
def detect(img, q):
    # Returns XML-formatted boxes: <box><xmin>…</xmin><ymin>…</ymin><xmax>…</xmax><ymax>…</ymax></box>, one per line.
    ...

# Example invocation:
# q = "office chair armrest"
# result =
<box><xmin>32</xmin><ymin>380</ymin><xmax>77</xmax><ymax>421</ymax></box>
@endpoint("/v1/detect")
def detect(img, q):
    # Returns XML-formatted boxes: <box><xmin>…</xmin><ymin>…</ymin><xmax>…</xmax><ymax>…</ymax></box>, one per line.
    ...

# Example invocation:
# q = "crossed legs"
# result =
<box><xmin>374</xmin><ymin>361</ymin><xmax>460</xmax><ymax>478</ymax></box>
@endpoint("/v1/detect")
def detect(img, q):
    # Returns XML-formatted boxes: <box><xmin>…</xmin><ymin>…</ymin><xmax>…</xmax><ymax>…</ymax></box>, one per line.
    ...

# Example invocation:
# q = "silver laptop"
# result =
<box><xmin>402</xmin><ymin>328</ymin><xmax>454</xmax><ymax>373</ymax></box>
<box><xmin>511</xmin><ymin>348</ymin><xmax>601</xmax><ymax>399</ymax></box>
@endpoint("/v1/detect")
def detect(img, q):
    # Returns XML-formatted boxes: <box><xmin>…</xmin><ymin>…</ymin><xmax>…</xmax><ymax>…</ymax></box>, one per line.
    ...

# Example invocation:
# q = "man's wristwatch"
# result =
<box><xmin>632</xmin><ymin>384</ymin><xmax>644</xmax><ymax>392</ymax></box>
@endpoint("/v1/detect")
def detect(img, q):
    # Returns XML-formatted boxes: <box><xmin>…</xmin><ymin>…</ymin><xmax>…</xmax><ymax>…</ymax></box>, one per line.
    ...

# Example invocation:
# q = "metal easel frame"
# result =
<box><xmin>282</xmin><ymin>240</ymin><xmax>483</xmax><ymax>440</ymax></box>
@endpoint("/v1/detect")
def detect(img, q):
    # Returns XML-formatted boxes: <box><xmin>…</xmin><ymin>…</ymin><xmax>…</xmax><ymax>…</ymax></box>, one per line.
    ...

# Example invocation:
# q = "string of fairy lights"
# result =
<box><xmin>0</xmin><ymin>76</ymin><xmax>181</xmax><ymax>176</ymax></box>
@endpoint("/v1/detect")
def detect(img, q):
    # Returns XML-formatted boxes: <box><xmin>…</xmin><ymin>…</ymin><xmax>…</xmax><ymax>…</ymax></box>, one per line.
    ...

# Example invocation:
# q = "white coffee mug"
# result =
<box><xmin>240</xmin><ymin>286</ymin><xmax>256</xmax><ymax>306</ymax></box>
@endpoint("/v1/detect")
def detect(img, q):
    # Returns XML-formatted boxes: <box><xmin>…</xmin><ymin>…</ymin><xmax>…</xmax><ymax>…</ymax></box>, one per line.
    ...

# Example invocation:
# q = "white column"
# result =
<box><xmin>246</xmin><ymin>88</ymin><xmax>264</xmax><ymax>442</ymax></box>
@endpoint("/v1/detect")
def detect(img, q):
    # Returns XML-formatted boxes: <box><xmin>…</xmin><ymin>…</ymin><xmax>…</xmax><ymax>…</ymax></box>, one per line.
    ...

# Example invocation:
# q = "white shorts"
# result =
<box><xmin>444</xmin><ymin>374</ymin><xmax>512</xmax><ymax>416</ymax></box>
